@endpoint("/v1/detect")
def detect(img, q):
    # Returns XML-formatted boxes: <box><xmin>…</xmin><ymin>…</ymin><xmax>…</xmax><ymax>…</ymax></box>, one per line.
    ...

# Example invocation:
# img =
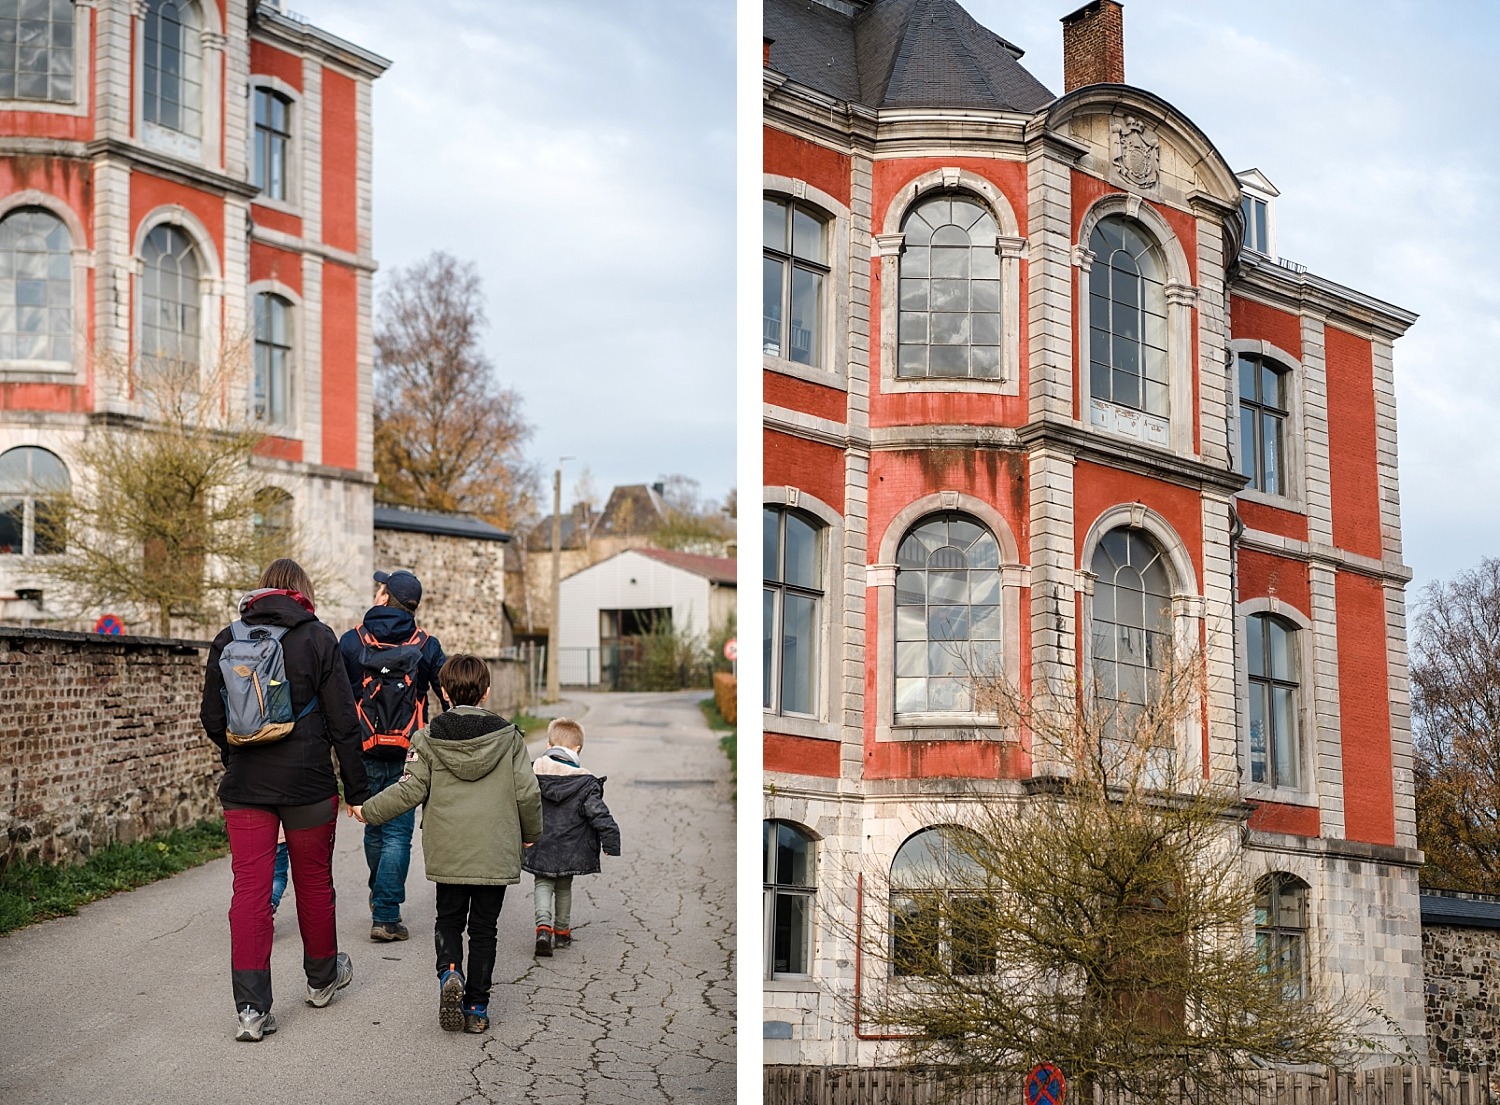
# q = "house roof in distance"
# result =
<box><xmin>766</xmin><ymin>0</ymin><xmax>1055</xmax><ymax>112</ymax></box>
<box><xmin>1420</xmin><ymin>892</ymin><xmax>1500</xmax><ymax>930</ymax></box>
<box><xmin>634</xmin><ymin>547</ymin><xmax>738</xmax><ymax>587</ymax></box>
<box><xmin>373</xmin><ymin>504</ymin><xmax>510</xmax><ymax>543</ymax></box>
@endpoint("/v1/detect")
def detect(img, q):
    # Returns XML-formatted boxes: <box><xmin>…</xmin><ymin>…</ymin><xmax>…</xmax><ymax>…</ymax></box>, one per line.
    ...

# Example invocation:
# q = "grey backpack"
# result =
<box><xmin>219</xmin><ymin>621</ymin><xmax>319</xmax><ymax>746</ymax></box>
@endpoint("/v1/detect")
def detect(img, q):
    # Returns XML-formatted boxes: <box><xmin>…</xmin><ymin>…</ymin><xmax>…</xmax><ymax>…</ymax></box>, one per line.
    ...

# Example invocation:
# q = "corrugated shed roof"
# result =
<box><xmin>634</xmin><ymin>547</ymin><xmax>739</xmax><ymax>586</ymax></box>
<box><xmin>373</xmin><ymin>505</ymin><xmax>510</xmax><ymax>543</ymax></box>
<box><xmin>1420</xmin><ymin>893</ymin><xmax>1500</xmax><ymax>929</ymax></box>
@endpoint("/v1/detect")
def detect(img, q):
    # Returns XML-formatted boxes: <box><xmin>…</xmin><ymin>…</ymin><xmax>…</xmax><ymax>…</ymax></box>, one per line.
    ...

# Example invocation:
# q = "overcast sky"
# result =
<box><xmin>303</xmin><ymin>0</ymin><xmax>735</xmax><ymax>516</ymax></box>
<box><xmin>960</xmin><ymin>0</ymin><xmax>1500</xmax><ymax>596</ymax></box>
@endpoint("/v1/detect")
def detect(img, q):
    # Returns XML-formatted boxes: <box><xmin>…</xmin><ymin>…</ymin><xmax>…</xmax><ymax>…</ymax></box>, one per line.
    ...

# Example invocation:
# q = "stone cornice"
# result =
<box><xmin>86</xmin><ymin>138</ymin><xmax>261</xmax><ymax>199</ymax></box>
<box><xmin>1231</xmin><ymin>254</ymin><xmax>1418</xmax><ymax>341</ymax></box>
<box><xmin>251</xmin><ymin>9</ymin><xmax>391</xmax><ymax>80</ymax></box>
<box><xmin>1017</xmin><ymin>418</ymin><xmax>1250</xmax><ymax>494</ymax></box>
<box><xmin>1237</xmin><ymin>525</ymin><xmax>1413</xmax><ymax>585</ymax></box>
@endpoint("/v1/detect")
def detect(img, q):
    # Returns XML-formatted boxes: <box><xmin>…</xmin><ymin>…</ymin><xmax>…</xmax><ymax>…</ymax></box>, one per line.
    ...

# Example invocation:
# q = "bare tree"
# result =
<box><xmin>1411</xmin><ymin>558</ymin><xmax>1500</xmax><ymax>892</ymax></box>
<box><xmin>651</xmin><ymin>473</ymin><xmax>734</xmax><ymax>554</ymax></box>
<box><xmin>849</xmin><ymin>656</ymin><xmax>1379</xmax><ymax>1103</ymax></box>
<box><xmin>373</xmin><ymin>251</ymin><xmax>541</xmax><ymax>531</ymax></box>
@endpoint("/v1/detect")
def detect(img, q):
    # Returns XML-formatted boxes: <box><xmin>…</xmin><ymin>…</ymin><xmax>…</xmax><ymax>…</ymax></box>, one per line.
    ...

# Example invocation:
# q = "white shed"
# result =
<box><xmin>556</xmin><ymin>547</ymin><xmax>736</xmax><ymax>687</ymax></box>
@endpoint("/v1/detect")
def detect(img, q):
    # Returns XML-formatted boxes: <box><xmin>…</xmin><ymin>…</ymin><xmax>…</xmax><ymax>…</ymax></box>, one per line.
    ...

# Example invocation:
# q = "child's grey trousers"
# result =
<box><xmin>533</xmin><ymin>874</ymin><xmax>573</xmax><ymax>932</ymax></box>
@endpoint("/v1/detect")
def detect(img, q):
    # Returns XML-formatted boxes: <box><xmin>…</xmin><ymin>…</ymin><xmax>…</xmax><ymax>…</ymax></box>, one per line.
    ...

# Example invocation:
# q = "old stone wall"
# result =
<box><xmin>1424</xmin><ymin>922</ymin><xmax>1500</xmax><ymax>1071</ymax></box>
<box><xmin>0</xmin><ymin>627</ymin><xmax>222</xmax><ymax>865</ymax></box>
<box><xmin>372</xmin><ymin>528</ymin><xmax>506</xmax><ymax>657</ymax></box>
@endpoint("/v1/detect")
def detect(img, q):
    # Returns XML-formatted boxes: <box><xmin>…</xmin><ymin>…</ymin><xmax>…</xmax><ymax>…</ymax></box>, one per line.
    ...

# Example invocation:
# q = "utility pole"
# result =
<box><xmin>546</xmin><ymin>456</ymin><xmax>573</xmax><ymax>702</ymax></box>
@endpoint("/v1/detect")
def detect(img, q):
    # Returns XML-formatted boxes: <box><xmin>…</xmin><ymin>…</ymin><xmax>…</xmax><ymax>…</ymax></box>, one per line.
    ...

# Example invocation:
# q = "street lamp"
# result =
<box><xmin>546</xmin><ymin>456</ymin><xmax>575</xmax><ymax>702</ymax></box>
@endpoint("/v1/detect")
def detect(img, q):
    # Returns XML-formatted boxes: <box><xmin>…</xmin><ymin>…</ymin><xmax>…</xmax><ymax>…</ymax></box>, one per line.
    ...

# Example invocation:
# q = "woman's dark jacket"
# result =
<box><xmin>522</xmin><ymin>748</ymin><xmax>622</xmax><ymax>878</ymax></box>
<box><xmin>201</xmin><ymin>590</ymin><xmax>370</xmax><ymax>807</ymax></box>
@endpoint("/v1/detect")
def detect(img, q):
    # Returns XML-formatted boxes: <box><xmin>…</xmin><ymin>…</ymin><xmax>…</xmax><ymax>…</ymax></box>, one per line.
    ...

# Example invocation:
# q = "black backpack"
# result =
<box><xmin>353</xmin><ymin>624</ymin><xmax>430</xmax><ymax>760</ymax></box>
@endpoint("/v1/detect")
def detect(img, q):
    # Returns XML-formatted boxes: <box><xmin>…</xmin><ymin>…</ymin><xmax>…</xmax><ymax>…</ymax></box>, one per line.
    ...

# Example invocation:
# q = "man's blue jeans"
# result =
<box><xmin>363</xmin><ymin>756</ymin><xmax>415</xmax><ymax>924</ymax></box>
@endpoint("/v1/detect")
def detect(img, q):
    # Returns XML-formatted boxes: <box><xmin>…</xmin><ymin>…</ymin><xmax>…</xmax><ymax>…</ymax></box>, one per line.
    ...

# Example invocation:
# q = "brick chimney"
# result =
<box><xmin>1061</xmin><ymin>0</ymin><xmax>1124</xmax><ymax>92</ymax></box>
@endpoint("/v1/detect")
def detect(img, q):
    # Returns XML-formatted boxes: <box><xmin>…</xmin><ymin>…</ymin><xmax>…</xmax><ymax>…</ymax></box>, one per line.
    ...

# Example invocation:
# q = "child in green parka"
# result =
<box><xmin>351</xmin><ymin>654</ymin><xmax>542</xmax><ymax>1033</ymax></box>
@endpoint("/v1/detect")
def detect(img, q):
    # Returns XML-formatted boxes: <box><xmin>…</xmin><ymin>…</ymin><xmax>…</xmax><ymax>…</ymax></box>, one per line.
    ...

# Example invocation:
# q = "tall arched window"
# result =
<box><xmin>1247</xmin><ymin>613</ymin><xmax>1300</xmax><ymax>790</ymax></box>
<box><xmin>0</xmin><ymin>208</ymin><xmax>72</xmax><ymax>366</ymax></box>
<box><xmin>1088</xmin><ymin>215</ymin><xmax>1168</xmax><ymax>419</ymax></box>
<box><xmin>1091</xmin><ymin>527</ymin><xmax>1173</xmax><ymax>772</ymax></box>
<box><xmin>763</xmin><ymin>196</ymin><xmax>827</xmax><ymax>366</ymax></box>
<box><xmin>140</xmin><ymin>224</ymin><xmax>201</xmax><ymax>372</ymax></box>
<box><xmin>0</xmin><ymin>445</ymin><xmax>68</xmax><ymax>556</ymax></box>
<box><xmin>897</xmin><ymin>194</ymin><xmax>1000</xmax><ymax>379</ymax></box>
<box><xmin>253</xmin><ymin>292</ymin><xmax>292</xmax><ymax>426</ymax></box>
<box><xmin>143</xmin><ymin>0</ymin><xmax>202</xmax><ymax>139</ymax></box>
<box><xmin>253</xmin><ymin>87</ymin><xmax>292</xmax><ymax>201</ymax></box>
<box><xmin>890</xmin><ymin>827</ymin><xmax>992</xmax><ymax>977</ymax></box>
<box><xmin>1238</xmin><ymin>354</ymin><xmax>1290</xmax><ymax>495</ymax></box>
<box><xmin>895</xmin><ymin>513</ymin><xmax>1001</xmax><ymax>717</ymax></box>
<box><xmin>763</xmin><ymin>505</ymin><xmax>822</xmax><ymax>718</ymax></box>
<box><xmin>763</xmin><ymin>820</ymin><xmax>815</xmax><ymax>978</ymax></box>
<box><xmin>1255</xmin><ymin>873</ymin><xmax>1309</xmax><ymax>1000</ymax></box>
<box><xmin>0</xmin><ymin>0</ymin><xmax>75</xmax><ymax>103</ymax></box>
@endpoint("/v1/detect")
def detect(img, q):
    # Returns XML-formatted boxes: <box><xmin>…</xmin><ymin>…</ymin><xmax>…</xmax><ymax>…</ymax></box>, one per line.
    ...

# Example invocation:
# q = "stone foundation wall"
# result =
<box><xmin>373</xmin><ymin>528</ymin><xmax>506</xmax><ymax>657</ymax></box>
<box><xmin>0</xmin><ymin>627</ymin><xmax>221</xmax><ymax>865</ymax></box>
<box><xmin>1424</xmin><ymin>923</ymin><xmax>1500</xmax><ymax>1071</ymax></box>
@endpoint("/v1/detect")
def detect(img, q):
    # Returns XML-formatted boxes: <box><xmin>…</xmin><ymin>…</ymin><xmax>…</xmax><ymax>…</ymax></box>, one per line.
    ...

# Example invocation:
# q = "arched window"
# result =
<box><xmin>1090</xmin><ymin>527</ymin><xmax>1173</xmax><ymax>772</ymax></box>
<box><xmin>763</xmin><ymin>820</ymin><xmax>815</xmax><ymax>977</ymax></box>
<box><xmin>253</xmin><ymin>87</ymin><xmax>292</xmax><ymax>201</ymax></box>
<box><xmin>143</xmin><ymin>0</ymin><xmax>202</xmax><ymax>139</ymax></box>
<box><xmin>1088</xmin><ymin>215</ymin><xmax>1168</xmax><ymax>419</ymax></box>
<box><xmin>0</xmin><ymin>0</ymin><xmax>75</xmax><ymax>103</ymax></box>
<box><xmin>895</xmin><ymin>513</ymin><xmax>1001</xmax><ymax>717</ymax></box>
<box><xmin>897</xmin><ymin>194</ymin><xmax>1000</xmax><ymax>380</ymax></box>
<box><xmin>763</xmin><ymin>506</ymin><xmax>822</xmax><ymax>717</ymax></box>
<box><xmin>140</xmin><ymin>224</ymin><xmax>201</xmax><ymax>371</ymax></box>
<box><xmin>0</xmin><ymin>446</ymin><xmax>68</xmax><ymax>556</ymax></box>
<box><xmin>1238</xmin><ymin>354</ymin><xmax>1290</xmax><ymax>495</ymax></box>
<box><xmin>0</xmin><ymin>208</ymin><xmax>72</xmax><ymax>366</ymax></box>
<box><xmin>1255</xmin><ymin>873</ymin><xmax>1309</xmax><ymax>1000</ymax></box>
<box><xmin>1247</xmin><ymin>613</ymin><xmax>1300</xmax><ymax>790</ymax></box>
<box><xmin>763</xmin><ymin>196</ymin><xmax>827</xmax><ymax>366</ymax></box>
<box><xmin>890</xmin><ymin>827</ymin><xmax>992</xmax><ymax>977</ymax></box>
<box><xmin>252</xmin><ymin>487</ymin><xmax>293</xmax><ymax>556</ymax></box>
<box><xmin>253</xmin><ymin>292</ymin><xmax>292</xmax><ymax>426</ymax></box>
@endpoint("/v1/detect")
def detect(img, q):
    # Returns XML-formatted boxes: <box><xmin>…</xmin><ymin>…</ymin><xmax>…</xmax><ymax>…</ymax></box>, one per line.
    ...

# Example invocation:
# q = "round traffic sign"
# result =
<box><xmin>94</xmin><ymin>613</ymin><xmax>124</xmax><ymax>635</ymax></box>
<box><xmin>723</xmin><ymin>637</ymin><xmax>737</xmax><ymax>662</ymax></box>
<box><xmin>1026</xmin><ymin>1063</ymin><xmax>1066</xmax><ymax>1105</ymax></box>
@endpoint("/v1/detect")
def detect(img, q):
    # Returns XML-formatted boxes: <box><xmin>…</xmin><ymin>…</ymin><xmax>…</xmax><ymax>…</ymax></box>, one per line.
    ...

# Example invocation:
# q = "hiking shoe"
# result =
<box><xmin>553</xmin><ymin>929</ymin><xmax>572</xmax><ymax>950</ymax></box>
<box><xmin>534</xmin><ymin>926</ymin><xmax>553</xmax><ymax>958</ymax></box>
<box><xmin>463</xmin><ymin>1004</ymin><xmax>490</xmax><ymax>1034</ymax></box>
<box><xmin>306</xmin><ymin>951</ymin><xmax>353</xmax><ymax>1008</ymax></box>
<box><xmin>235</xmin><ymin>1006</ymin><xmax>277</xmax><ymax>1042</ymax></box>
<box><xmin>370</xmin><ymin>921</ymin><xmax>409</xmax><ymax>942</ymax></box>
<box><xmin>439</xmin><ymin>966</ymin><xmax>466</xmax><ymax>1032</ymax></box>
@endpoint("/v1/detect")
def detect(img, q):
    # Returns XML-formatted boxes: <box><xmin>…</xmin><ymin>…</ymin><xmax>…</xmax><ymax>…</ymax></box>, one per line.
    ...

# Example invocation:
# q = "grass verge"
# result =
<box><xmin>510</xmin><ymin>713</ymin><xmax>550</xmax><ymax>739</ymax></box>
<box><xmin>699</xmin><ymin>698</ymin><xmax>737</xmax><ymax>789</ymax></box>
<box><xmin>0</xmin><ymin>817</ymin><xmax>230</xmax><ymax>937</ymax></box>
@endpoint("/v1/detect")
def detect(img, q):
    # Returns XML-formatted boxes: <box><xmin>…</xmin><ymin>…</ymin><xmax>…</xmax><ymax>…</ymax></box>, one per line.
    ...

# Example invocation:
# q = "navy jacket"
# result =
<box><xmin>522</xmin><ymin>747</ymin><xmax>622</xmax><ymax>878</ymax></box>
<box><xmin>338</xmin><ymin>605</ymin><xmax>447</xmax><ymax>741</ymax></box>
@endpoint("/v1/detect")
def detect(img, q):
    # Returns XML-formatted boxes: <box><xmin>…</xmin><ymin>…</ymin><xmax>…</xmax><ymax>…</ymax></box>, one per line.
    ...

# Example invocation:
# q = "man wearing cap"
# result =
<box><xmin>339</xmin><ymin>569</ymin><xmax>448</xmax><ymax>942</ymax></box>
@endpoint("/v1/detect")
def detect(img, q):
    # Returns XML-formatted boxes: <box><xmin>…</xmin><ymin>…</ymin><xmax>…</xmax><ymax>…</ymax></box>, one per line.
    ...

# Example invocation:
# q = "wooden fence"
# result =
<box><xmin>763</xmin><ymin>1066</ymin><xmax>1493</xmax><ymax>1105</ymax></box>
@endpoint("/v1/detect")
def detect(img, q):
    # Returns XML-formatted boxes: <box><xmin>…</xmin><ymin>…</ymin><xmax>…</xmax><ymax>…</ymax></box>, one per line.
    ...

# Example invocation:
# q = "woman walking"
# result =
<box><xmin>200</xmin><ymin>558</ymin><xmax>370</xmax><ymax>1041</ymax></box>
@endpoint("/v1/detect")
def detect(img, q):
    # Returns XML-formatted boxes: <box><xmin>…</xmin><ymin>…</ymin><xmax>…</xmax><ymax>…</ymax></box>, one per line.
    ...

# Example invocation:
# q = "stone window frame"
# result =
<box><xmin>888</xmin><ymin>824</ymin><xmax>995</xmax><ymax>978</ymax></box>
<box><xmin>247</xmin><ymin>279</ymin><xmax>300</xmax><ymax>434</ymax></box>
<box><xmin>877</xmin><ymin>167</ymin><xmax>1024</xmax><ymax>397</ymax></box>
<box><xmin>872</xmin><ymin>491</ymin><xmax>1027</xmax><ymax>743</ymax></box>
<box><xmin>0</xmin><ymin>443</ymin><xmax>70</xmax><ymax>558</ymax></box>
<box><xmin>1229</xmin><ymin>339</ymin><xmax>1305</xmax><ymax>513</ymax></box>
<box><xmin>131</xmin><ymin>206</ymin><xmax>223</xmax><ymax>401</ymax></box>
<box><xmin>762</xmin><ymin>485</ymin><xmax>843</xmax><ymax>742</ymax></box>
<box><xmin>0</xmin><ymin>0</ymin><xmax>93</xmax><ymax>117</ymax></box>
<box><xmin>133</xmin><ymin>0</ymin><xmax>226</xmax><ymax>167</ymax></box>
<box><xmin>763</xmin><ymin>174</ymin><xmax>849</xmax><ymax>392</ymax></box>
<box><xmin>1075</xmin><ymin>194</ymin><xmax>1196</xmax><ymax>455</ymax></box>
<box><xmin>1236</xmin><ymin>597</ymin><xmax>1317</xmax><ymax>808</ymax></box>
<box><xmin>763</xmin><ymin>818</ymin><xmax>819</xmax><ymax>983</ymax></box>
<box><xmin>1076</xmin><ymin>503</ymin><xmax>1204</xmax><ymax>778</ymax></box>
<box><xmin>249</xmin><ymin>75</ymin><xmax>301</xmax><ymax>214</ymax></box>
<box><xmin>1253</xmin><ymin>870</ymin><xmax>1311</xmax><ymax>1001</ymax></box>
<box><xmin>0</xmin><ymin>190</ymin><xmax>91</xmax><ymax>384</ymax></box>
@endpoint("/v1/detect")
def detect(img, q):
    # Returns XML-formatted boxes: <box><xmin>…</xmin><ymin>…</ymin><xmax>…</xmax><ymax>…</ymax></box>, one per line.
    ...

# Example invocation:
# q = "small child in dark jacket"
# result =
<box><xmin>523</xmin><ymin>718</ymin><xmax>621</xmax><ymax>957</ymax></box>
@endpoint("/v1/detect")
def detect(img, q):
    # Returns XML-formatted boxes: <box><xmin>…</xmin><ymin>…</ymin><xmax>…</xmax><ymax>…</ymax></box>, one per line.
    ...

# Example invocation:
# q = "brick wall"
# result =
<box><xmin>372</xmin><ymin>528</ymin><xmax>506</xmax><ymax>657</ymax></box>
<box><xmin>0</xmin><ymin>628</ymin><xmax>221</xmax><ymax>865</ymax></box>
<box><xmin>1424</xmin><ymin>922</ymin><xmax>1500</xmax><ymax>1072</ymax></box>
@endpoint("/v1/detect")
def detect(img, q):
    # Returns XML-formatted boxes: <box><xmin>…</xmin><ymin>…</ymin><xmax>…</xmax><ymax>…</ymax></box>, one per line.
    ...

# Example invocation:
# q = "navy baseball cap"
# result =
<box><xmin>374</xmin><ymin>569</ymin><xmax>422</xmax><ymax>606</ymax></box>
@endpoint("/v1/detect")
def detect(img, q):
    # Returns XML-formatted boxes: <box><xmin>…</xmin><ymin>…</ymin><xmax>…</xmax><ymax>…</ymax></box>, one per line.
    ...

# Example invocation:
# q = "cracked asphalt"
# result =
<box><xmin>0</xmin><ymin>690</ymin><xmax>736</xmax><ymax>1105</ymax></box>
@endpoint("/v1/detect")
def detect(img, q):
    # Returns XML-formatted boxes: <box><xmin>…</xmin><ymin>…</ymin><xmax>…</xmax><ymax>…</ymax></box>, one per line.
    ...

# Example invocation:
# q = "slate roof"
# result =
<box><xmin>373</xmin><ymin>504</ymin><xmax>510</xmax><ymax>543</ymax></box>
<box><xmin>766</xmin><ymin>0</ymin><xmax>1055</xmax><ymax>112</ymax></box>
<box><xmin>1421</xmin><ymin>892</ymin><xmax>1500</xmax><ymax>930</ymax></box>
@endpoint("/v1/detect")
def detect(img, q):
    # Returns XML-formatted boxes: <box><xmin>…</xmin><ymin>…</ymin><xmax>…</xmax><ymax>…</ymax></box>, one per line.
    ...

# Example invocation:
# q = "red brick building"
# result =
<box><xmin>0</xmin><ymin>0</ymin><xmax>387</xmax><ymax>629</ymax></box>
<box><xmin>763</xmin><ymin>0</ymin><xmax>1422</xmax><ymax>1065</ymax></box>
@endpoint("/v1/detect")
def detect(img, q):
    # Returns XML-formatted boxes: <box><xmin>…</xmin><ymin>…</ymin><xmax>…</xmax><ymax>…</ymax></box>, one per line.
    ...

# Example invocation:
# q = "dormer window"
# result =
<box><xmin>1236</xmin><ymin>170</ymin><xmax>1279</xmax><ymax>258</ymax></box>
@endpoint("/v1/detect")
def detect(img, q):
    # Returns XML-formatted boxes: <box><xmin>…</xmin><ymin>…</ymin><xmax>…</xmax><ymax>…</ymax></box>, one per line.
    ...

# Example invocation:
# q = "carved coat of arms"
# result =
<box><xmin>1112</xmin><ymin>117</ymin><xmax>1160</xmax><ymax>189</ymax></box>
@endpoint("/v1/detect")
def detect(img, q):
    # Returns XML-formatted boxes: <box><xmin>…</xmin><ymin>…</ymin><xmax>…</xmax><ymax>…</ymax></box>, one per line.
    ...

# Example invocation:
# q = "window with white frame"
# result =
<box><xmin>1089</xmin><ymin>215</ymin><xmax>1168</xmax><ymax>424</ymax></box>
<box><xmin>253</xmin><ymin>291</ymin><xmax>292</xmax><ymax>426</ymax></box>
<box><xmin>1241</xmin><ymin>193</ymin><xmax>1270</xmax><ymax>255</ymax></box>
<box><xmin>0</xmin><ymin>207</ymin><xmax>71</xmax><ymax>366</ymax></box>
<box><xmin>763</xmin><ymin>196</ymin><xmax>827</xmax><ymax>367</ymax></box>
<box><xmin>0</xmin><ymin>0</ymin><xmax>75</xmax><ymax>103</ymax></box>
<box><xmin>0</xmin><ymin>445</ymin><xmax>68</xmax><ymax>556</ymax></box>
<box><xmin>140</xmin><ymin>224</ymin><xmax>201</xmax><ymax>372</ymax></box>
<box><xmin>895</xmin><ymin>513</ymin><xmax>1001</xmax><ymax>717</ymax></box>
<box><xmin>1255</xmin><ymin>873</ymin><xmax>1309</xmax><ymax>1000</ymax></box>
<box><xmin>252</xmin><ymin>87</ymin><xmax>291</xmax><ymax>201</ymax></box>
<box><xmin>763</xmin><ymin>819</ymin><xmax>815</xmax><ymax>977</ymax></box>
<box><xmin>1246</xmin><ymin>612</ymin><xmax>1300</xmax><ymax>791</ymax></box>
<box><xmin>890</xmin><ymin>827</ymin><xmax>993</xmax><ymax>977</ymax></box>
<box><xmin>143</xmin><ymin>0</ymin><xmax>202</xmax><ymax>139</ymax></box>
<box><xmin>763</xmin><ymin>505</ymin><xmax>821</xmax><ymax>718</ymax></box>
<box><xmin>896</xmin><ymin>194</ymin><xmax>1000</xmax><ymax>380</ymax></box>
<box><xmin>1237</xmin><ymin>353</ymin><xmax>1290</xmax><ymax>496</ymax></box>
<box><xmin>1090</xmin><ymin>527</ymin><xmax>1173</xmax><ymax>774</ymax></box>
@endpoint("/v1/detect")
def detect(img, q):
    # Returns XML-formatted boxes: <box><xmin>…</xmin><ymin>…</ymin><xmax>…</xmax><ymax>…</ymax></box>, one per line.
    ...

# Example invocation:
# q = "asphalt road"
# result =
<box><xmin>0</xmin><ymin>689</ymin><xmax>736</xmax><ymax>1105</ymax></box>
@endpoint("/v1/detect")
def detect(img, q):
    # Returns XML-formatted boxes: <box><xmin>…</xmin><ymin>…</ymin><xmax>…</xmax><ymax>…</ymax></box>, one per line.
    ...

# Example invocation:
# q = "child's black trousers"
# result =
<box><xmin>434</xmin><ymin>883</ymin><xmax>507</xmax><ymax>1008</ymax></box>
